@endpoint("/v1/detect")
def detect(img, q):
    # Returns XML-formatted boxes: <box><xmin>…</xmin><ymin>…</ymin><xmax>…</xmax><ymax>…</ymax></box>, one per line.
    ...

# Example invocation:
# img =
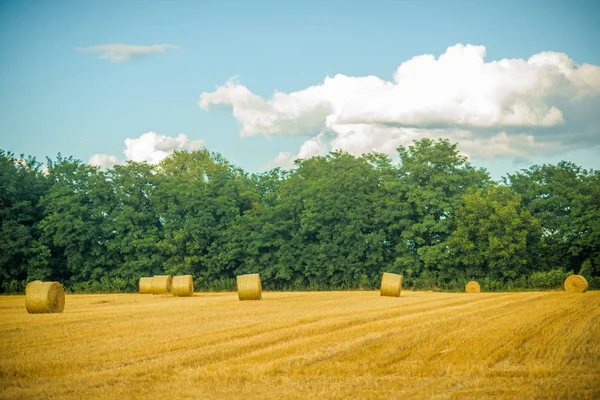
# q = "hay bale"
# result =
<box><xmin>25</xmin><ymin>280</ymin><xmax>42</xmax><ymax>292</ymax></box>
<box><xmin>237</xmin><ymin>274</ymin><xmax>262</xmax><ymax>301</ymax></box>
<box><xmin>139</xmin><ymin>277</ymin><xmax>153</xmax><ymax>294</ymax></box>
<box><xmin>380</xmin><ymin>272</ymin><xmax>403</xmax><ymax>297</ymax></box>
<box><xmin>151</xmin><ymin>275</ymin><xmax>172</xmax><ymax>295</ymax></box>
<box><xmin>465</xmin><ymin>281</ymin><xmax>481</xmax><ymax>293</ymax></box>
<box><xmin>25</xmin><ymin>281</ymin><xmax>65</xmax><ymax>314</ymax></box>
<box><xmin>564</xmin><ymin>275</ymin><xmax>588</xmax><ymax>293</ymax></box>
<box><xmin>172</xmin><ymin>275</ymin><xmax>194</xmax><ymax>297</ymax></box>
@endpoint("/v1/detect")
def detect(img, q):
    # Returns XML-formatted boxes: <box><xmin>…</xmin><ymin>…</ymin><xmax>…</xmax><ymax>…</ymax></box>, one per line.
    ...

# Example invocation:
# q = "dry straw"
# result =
<box><xmin>237</xmin><ymin>274</ymin><xmax>262</xmax><ymax>301</ymax></box>
<box><xmin>26</xmin><ymin>280</ymin><xmax>41</xmax><ymax>292</ymax></box>
<box><xmin>172</xmin><ymin>275</ymin><xmax>194</xmax><ymax>297</ymax></box>
<box><xmin>465</xmin><ymin>281</ymin><xmax>481</xmax><ymax>293</ymax></box>
<box><xmin>152</xmin><ymin>275</ymin><xmax>173</xmax><ymax>295</ymax></box>
<box><xmin>138</xmin><ymin>277</ymin><xmax>153</xmax><ymax>294</ymax></box>
<box><xmin>380</xmin><ymin>272</ymin><xmax>403</xmax><ymax>297</ymax></box>
<box><xmin>25</xmin><ymin>281</ymin><xmax>65</xmax><ymax>314</ymax></box>
<box><xmin>564</xmin><ymin>275</ymin><xmax>588</xmax><ymax>293</ymax></box>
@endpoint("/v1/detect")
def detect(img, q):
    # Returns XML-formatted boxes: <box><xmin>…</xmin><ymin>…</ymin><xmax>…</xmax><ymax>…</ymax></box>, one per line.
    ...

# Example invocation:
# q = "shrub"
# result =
<box><xmin>481</xmin><ymin>277</ymin><xmax>504</xmax><ymax>292</ymax></box>
<box><xmin>528</xmin><ymin>269</ymin><xmax>569</xmax><ymax>290</ymax></box>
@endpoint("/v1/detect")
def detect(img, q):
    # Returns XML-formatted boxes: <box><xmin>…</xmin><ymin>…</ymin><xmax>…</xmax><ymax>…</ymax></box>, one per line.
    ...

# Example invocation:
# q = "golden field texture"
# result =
<box><xmin>1</xmin><ymin>291</ymin><xmax>599</xmax><ymax>399</ymax></box>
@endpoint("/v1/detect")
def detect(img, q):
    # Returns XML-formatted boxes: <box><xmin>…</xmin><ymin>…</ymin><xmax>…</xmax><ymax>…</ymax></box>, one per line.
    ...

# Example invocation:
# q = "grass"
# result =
<box><xmin>1</xmin><ymin>291</ymin><xmax>599</xmax><ymax>399</ymax></box>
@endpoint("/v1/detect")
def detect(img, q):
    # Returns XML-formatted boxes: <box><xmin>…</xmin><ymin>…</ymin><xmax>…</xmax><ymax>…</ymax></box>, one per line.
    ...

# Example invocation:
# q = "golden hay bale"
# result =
<box><xmin>237</xmin><ymin>274</ymin><xmax>262</xmax><ymax>301</ymax></box>
<box><xmin>380</xmin><ymin>272</ymin><xmax>403</xmax><ymax>297</ymax></box>
<box><xmin>172</xmin><ymin>275</ymin><xmax>194</xmax><ymax>297</ymax></box>
<box><xmin>152</xmin><ymin>275</ymin><xmax>173</xmax><ymax>294</ymax></box>
<box><xmin>25</xmin><ymin>280</ymin><xmax>42</xmax><ymax>292</ymax></box>
<box><xmin>564</xmin><ymin>275</ymin><xmax>588</xmax><ymax>293</ymax></box>
<box><xmin>139</xmin><ymin>277</ymin><xmax>153</xmax><ymax>294</ymax></box>
<box><xmin>25</xmin><ymin>281</ymin><xmax>65</xmax><ymax>314</ymax></box>
<box><xmin>465</xmin><ymin>281</ymin><xmax>481</xmax><ymax>293</ymax></box>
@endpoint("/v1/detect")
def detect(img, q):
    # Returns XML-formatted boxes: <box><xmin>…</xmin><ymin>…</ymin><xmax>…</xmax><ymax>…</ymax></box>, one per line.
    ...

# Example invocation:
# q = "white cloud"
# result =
<box><xmin>88</xmin><ymin>154</ymin><xmax>119</xmax><ymax>169</ymax></box>
<box><xmin>263</xmin><ymin>152</ymin><xmax>295</xmax><ymax>170</ymax></box>
<box><xmin>124</xmin><ymin>132</ymin><xmax>204</xmax><ymax>164</ymax></box>
<box><xmin>76</xmin><ymin>44</ymin><xmax>178</xmax><ymax>63</ymax></box>
<box><xmin>200</xmin><ymin>44</ymin><xmax>600</xmax><ymax>168</ymax></box>
<box><xmin>88</xmin><ymin>132</ymin><xmax>204</xmax><ymax>168</ymax></box>
<box><xmin>458</xmin><ymin>132</ymin><xmax>560</xmax><ymax>160</ymax></box>
<box><xmin>264</xmin><ymin>133</ymin><xmax>329</xmax><ymax>169</ymax></box>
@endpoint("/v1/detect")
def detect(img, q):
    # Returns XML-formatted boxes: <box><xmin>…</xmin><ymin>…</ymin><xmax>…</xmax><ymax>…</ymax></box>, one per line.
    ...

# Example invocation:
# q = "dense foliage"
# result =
<box><xmin>1</xmin><ymin>139</ymin><xmax>599</xmax><ymax>293</ymax></box>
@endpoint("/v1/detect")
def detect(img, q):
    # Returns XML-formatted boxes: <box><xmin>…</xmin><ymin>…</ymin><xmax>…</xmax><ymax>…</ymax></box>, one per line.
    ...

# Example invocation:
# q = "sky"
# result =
<box><xmin>1</xmin><ymin>0</ymin><xmax>599</xmax><ymax>180</ymax></box>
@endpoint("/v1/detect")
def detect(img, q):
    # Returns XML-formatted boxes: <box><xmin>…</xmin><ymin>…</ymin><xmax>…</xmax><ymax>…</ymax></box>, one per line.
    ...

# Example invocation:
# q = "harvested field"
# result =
<box><xmin>1</xmin><ymin>291</ymin><xmax>599</xmax><ymax>399</ymax></box>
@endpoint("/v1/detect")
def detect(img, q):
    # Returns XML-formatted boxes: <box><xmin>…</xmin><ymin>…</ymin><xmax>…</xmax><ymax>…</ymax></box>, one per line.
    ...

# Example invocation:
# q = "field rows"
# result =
<box><xmin>1</xmin><ymin>291</ymin><xmax>599</xmax><ymax>399</ymax></box>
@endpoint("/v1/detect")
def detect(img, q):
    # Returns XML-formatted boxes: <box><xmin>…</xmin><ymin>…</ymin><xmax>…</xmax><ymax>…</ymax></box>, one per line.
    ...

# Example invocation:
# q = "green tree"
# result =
<box><xmin>0</xmin><ymin>152</ymin><xmax>50</xmax><ymax>292</ymax></box>
<box><xmin>394</xmin><ymin>138</ymin><xmax>489</xmax><ymax>287</ymax></box>
<box><xmin>446</xmin><ymin>186</ymin><xmax>541</xmax><ymax>282</ymax></box>
<box><xmin>106</xmin><ymin>162</ymin><xmax>163</xmax><ymax>287</ymax></box>
<box><xmin>234</xmin><ymin>152</ymin><xmax>393</xmax><ymax>289</ymax></box>
<box><xmin>506</xmin><ymin>162</ymin><xmax>600</xmax><ymax>277</ymax></box>
<box><xmin>153</xmin><ymin>150</ymin><xmax>256</xmax><ymax>285</ymax></box>
<box><xmin>38</xmin><ymin>155</ymin><xmax>116</xmax><ymax>287</ymax></box>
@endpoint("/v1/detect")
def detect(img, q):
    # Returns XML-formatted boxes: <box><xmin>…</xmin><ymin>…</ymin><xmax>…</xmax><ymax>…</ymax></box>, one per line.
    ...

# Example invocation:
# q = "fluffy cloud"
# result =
<box><xmin>76</xmin><ymin>44</ymin><xmax>178</xmax><ymax>63</ymax></box>
<box><xmin>264</xmin><ymin>133</ymin><xmax>329</xmax><ymax>169</ymax></box>
<box><xmin>88</xmin><ymin>132</ymin><xmax>204</xmax><ymax>168</ymax></box>
<box><xmin>88</xmin><ymin>154</ymin><xmax>119</xmax><ymax>169</ymax></box>
<box><xmin>200</xmin><ymin>44</ymin><xmax>600</xmax><ymax>168</ymax></box>
<box><xmin>124</xmin><ymin>132</ymin><xmax>204</xmax><ymax>164</ymax></box>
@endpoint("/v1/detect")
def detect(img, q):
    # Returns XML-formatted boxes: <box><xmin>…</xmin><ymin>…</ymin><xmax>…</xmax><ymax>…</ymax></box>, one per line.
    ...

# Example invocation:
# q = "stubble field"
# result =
<box><xmin>1</xmin><ymin>290</ymin><xmax>599</xmax><ymax>399</ymax></box>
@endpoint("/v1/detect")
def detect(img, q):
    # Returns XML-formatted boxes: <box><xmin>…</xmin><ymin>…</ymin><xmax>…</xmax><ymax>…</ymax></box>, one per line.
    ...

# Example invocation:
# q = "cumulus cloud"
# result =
<box><xmin>264</xmin><ymin>133</ymin><xmax>329</xmax><ymax>169</ymax></box>
<box><xmin>76</xmin><ymin>44</ymin><xmax>178</xmax><ymax>63</ymax></box>
<box><xmin>124</xmin><ymin>132</ymin><xmax>204</xmax><ymax>164</ymax></box>
<box><xmin>200</xmin><ymin>44</ymin><xmax>600</xmax><ymax>168</ymax></box>
<box><xmin>88</xmin><ymin>132</ymin><xmax>204</xmax><ymax>168</ymax></box>
<box><xmin>88</xmin><ymin>154</ymin><xmax>119</xmax><ymax>169</ymax></box>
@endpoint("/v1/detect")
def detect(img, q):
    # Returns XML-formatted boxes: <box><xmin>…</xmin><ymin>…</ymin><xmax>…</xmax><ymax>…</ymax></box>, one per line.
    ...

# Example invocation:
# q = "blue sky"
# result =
<box><xmin>1</xmin><ymin>0</ymin><xmax>599</xmax><ymax>179</ymax></box>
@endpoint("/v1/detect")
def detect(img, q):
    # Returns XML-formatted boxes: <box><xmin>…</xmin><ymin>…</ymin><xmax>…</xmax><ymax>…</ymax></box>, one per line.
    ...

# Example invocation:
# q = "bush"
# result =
<box><xmin>588</xmin><ymin>276</ymin><xmax>600</xmax><ymax>290</ymax></box>
<box><xmin>528</xmin><ymin>269</ymin><xmax>569</xmax><ymax>290</ymax></box>
<box><xmin>1</xmin><ymin>279</ymin><xmax>26</xmax><ymax>294</ymax></box>
<box><xmin>197</xmin><ymin>277</ymin><xmax>236</xmax><ymax>291</ymax></box>
<box><xmin>69</xmin><ymin>276</ymin><xmax>133</xmax><ymax>293</ymax></box>
<box><xmin>359</xmin><ymin>274</ymin><xmax>373</xmax><ymax>290</ymax></box>
<box><xmin>481</xmin><ymin>277</ymin><xmax>504</xmax><ymax>292</ymax></box>
<box><xmin>411</xmin><ymin>270</ymin><xmax>439</xmax><ymax>290</ymax></box>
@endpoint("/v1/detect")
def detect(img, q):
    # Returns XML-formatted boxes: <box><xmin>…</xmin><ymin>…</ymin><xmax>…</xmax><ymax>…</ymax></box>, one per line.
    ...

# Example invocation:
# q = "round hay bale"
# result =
<box><xmin>172</xmin><ymin>275</ymin><xmax>194</xmax><ymax>297</ymax></box>
<box><xmin>152</xmin><ymin>275</ymin><xmax>172</xmax><ymax>295</ymax></box>
<box><xmin>465</xmin><ymin>281</ymin><xmax>481</xmax><ymax>293</ymax></box>
<box><xmin>25</xmin><ymin>281</ymin><xmax>65</xmax><ymax>314</ymax></box>
<box><xmin>237</xmin><ymin>274</ymin><xmax>262</xmax><ymax>301</ymax></box>
<box><xmin>380</xmin><ymin>272</ymin><xmax>403</xmax><ymax>297</ymax></box>
<box><xmin>25</xmin><ymin>280</ymin><xmax>42</xmax><ymax>293</ymax></box>
<box><xmin>564</xmin><ymin>275</ymin><xmax>588</xmax><ymax>293</ymax></box>
<box><xmin>139</xmin><ymin>277</ymin><xmax>153</xmax><ymax>294</ymax></box>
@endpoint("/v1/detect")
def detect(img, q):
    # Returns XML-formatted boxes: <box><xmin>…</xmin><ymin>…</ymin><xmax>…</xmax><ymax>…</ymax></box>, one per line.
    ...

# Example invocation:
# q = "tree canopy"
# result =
<box><xmin>1</xmin><ymin>140</ymin><xmax>598</xmax><ymax>293</ymax></box>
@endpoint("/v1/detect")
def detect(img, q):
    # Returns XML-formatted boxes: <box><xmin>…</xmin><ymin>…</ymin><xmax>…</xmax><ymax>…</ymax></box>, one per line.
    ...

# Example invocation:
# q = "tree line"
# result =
<box><xmin>1</xmin><ymin>138</ymin><xmax>599</xmax><ymax>293</ymax></box>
